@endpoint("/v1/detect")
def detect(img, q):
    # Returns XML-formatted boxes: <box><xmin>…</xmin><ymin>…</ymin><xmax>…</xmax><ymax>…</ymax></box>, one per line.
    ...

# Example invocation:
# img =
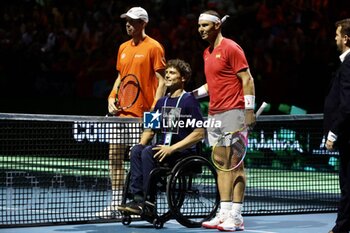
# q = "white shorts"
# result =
<box><xmin>207</xmin><ymin>109</ymin><xmax>245</xmax><ymax>146</ymax></box>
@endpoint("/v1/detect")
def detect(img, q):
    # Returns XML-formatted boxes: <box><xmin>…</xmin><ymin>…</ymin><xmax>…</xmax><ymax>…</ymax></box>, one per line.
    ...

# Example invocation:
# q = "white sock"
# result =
<box><xmin>220</xmin><ymin>201</ymin><xmax>232</xmax><ymax>212</ymax></box>
<box><xmin>231</xmin><ymin>203</ymin><xmax>243</xmax><ymax>215</ymax></box>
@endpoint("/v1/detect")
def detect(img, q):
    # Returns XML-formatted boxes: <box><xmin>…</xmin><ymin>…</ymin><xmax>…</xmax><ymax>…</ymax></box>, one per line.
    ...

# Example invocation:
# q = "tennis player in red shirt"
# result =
<box><xmin>194</xmin><ymin>10</ymin><xmax>256</xmax><ymax>232</ymax></box>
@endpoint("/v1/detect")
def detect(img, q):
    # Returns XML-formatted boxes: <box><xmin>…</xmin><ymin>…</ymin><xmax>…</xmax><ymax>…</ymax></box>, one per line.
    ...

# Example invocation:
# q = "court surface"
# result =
<box><xmin>0</xmin><ymin>213</ymin><xmax>336</xmax><ymax>233</ymax></box>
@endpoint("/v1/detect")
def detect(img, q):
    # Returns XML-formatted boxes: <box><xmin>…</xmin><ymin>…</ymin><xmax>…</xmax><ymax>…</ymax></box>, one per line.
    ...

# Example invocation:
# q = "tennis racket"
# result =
<box><xmin>115</xmin><ymin>74</ymin><xmax>140</xmax><ymax>111</ymax></box>
<box><xmin>211</xmin><ymin>102</ymin><xmax>268</xmax><ymax>172</ymax></box>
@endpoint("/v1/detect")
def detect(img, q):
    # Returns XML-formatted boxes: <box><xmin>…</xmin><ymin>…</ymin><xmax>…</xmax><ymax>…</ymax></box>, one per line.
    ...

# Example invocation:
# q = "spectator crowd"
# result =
<box><xmin>0</xmin><ymin>0</ymin><xmax>349</xmax><ymax>115</ymax></box>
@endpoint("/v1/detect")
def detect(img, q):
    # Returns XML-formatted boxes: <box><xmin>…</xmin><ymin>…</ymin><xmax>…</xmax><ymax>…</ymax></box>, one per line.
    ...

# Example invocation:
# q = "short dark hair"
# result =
<box><xmin>335</xmin><ymin>18</ymin><xmax>350</xmax><ymax>37</ymax></box>
<box><xmin>166</xmin><ymin>59</ymin><xmax>192</xmax><ymax>82</ymax></box>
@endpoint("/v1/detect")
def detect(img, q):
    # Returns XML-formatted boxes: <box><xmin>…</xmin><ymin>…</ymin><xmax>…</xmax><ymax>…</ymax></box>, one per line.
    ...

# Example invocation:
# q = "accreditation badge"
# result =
<box><xmin>161</xmin><ymin>106</ymin><xmax>181</xmax><ymax>145</ymax></box>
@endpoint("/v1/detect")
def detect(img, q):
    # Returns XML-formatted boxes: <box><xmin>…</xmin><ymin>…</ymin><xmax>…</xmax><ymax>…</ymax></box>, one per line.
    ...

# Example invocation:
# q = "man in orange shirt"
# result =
<box><xmin>96</xmin><ymin>6</ymin><xmax>166</xmax><ymax>219</ymax></box>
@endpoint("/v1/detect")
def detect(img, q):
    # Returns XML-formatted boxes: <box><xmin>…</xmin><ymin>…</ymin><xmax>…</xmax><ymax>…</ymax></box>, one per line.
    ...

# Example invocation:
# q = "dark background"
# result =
<box><xmin>0</xmin><ymin>0</ymin><xmax>349</xmax><ymax>116</ymax></box>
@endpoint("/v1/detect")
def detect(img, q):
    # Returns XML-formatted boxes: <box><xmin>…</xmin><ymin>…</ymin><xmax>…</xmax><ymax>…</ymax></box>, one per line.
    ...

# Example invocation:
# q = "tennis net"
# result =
<box><xmin>0</xmin><ymin>113</ymin><xmax>339</xmax><ymax>227</ymax></box>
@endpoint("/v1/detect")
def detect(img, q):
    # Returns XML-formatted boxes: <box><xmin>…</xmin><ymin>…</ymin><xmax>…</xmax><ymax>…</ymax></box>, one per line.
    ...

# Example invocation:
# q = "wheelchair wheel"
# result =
<box><xmin>167</xmin><ymin>156</ymin><xmax>219</xmax><ymax>228</ymax></box>
<box><xmin>152</xmin><ymin>217</ymin><xmax>164</xmax><ymax>229</ymax></box>
<box><xmin>140</xmin><ymin>167</ymin><xmax>173</xmax><ymax>226</ymax></box>
<box><xmin>121</xmin><ymin>215</ymin><xmax>131</xmax><ymax>225</ymax></box>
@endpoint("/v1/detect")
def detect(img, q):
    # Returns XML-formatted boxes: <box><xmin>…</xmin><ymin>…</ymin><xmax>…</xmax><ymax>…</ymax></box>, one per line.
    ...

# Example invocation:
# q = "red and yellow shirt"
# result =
<box><xmin>203</xmin><ymin>38</ymin><xmax>248</xmax><ymax>115</ymax></box>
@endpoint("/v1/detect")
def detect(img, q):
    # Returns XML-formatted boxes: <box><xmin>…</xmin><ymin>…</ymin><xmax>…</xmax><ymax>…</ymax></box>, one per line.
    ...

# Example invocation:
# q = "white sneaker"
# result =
<box><xmin>95</xmin><ymin>205</ymin><xmax>118</xmax><ymax>219</ymax></box>
<box><xmin>217</xmin><ymin>212</ymin><xmax>244</xmax><ymax>232</ymax></box>
<box><xmin>202</xmin><ymin>211</ymin><xmax>229</xmax><ymax>229</ymax></box>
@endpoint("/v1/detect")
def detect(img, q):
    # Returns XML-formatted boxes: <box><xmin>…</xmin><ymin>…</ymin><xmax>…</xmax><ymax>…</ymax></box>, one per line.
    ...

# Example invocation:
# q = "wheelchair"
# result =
<box><xmin>120</xmin><ymin>151</ymin><xmax>219</xmax><ymax>229</ymax></box>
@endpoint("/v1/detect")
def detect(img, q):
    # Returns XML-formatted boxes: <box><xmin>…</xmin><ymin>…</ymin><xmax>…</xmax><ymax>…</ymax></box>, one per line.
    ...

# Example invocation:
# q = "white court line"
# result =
<box><xmin>245</xmin><ymin>230</ymin><xmax>278</xmax><ymax>233</ymax></box>
<box><xmin>167</xmin><ymin>220</ymin><xmax>278</xmax><ymax>233</ymax></box>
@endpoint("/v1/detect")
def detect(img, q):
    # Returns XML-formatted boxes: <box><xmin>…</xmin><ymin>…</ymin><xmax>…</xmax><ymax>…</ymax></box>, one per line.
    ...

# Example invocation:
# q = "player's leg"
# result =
<box><xmin>202</xmin><ymin>168</ymin><xmax>234</xmax><ymax>228</ymax></box>
<box><xmin>96</xmin><ymin>143</ymin><xmax>126</xmax><ymax>218</ymax></box>
<box><xmin>217</xmin><ymin>168</ymin><xmax>246</xmax><ymax>231</ymax></box>
<box><xmin>202</xmin><ymin>110</ymin><xmax>245</xmax><ymax>230</ymax></box>
<box><xmin>202</xmin><ymin>117</ymin><xmax>232</xmax><ymax>229</ymax></box>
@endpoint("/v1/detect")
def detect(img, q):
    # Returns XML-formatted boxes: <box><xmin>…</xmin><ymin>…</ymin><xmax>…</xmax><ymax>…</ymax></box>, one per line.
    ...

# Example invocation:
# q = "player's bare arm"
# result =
<box><xmin>151</xmin><ymin>69</ymin><xmax>166</xmax><ymax>110</ymax></box>
<box><xmin>108</xmin><ymin>74</ymin><xmax>121</xmax><ymax>114</ymax></box>
<box><xmin>237</xmin><ymin>68</ymin><xmax>256</xmax><ymax>127</ymax></box>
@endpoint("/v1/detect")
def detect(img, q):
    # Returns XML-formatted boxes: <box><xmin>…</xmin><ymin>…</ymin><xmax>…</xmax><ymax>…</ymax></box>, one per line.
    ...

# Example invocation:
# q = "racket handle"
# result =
<box><xmin>255</xmin><ymin>102</ymin><xmax>268</xmax><ymax>117</ymax></box>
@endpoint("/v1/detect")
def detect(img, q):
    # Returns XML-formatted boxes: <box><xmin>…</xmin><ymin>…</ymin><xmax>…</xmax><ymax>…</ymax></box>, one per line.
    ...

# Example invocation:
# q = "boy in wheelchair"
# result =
<box><xmin>117</xmin><ymin>59</ymin><xmax>205</xmax><ymax>215</ymax></box>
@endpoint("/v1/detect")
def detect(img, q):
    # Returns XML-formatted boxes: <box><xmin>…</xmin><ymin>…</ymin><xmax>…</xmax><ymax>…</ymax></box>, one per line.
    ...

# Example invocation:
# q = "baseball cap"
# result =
<box><xmin>120</xmin><ymin>7</ymin><xmax>149</xmax><ymax>23</ymax></box>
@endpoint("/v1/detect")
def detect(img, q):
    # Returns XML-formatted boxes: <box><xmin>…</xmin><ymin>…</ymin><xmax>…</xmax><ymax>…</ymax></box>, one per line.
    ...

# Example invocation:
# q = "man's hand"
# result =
<box><xmin>245</xmin><ymin>109</ymin><xmax>256</xmax><ymax>130</ymax></box>
<box><xmin>108</xmin><ymin>97</ymin><xmax>119</xmax><ymax>115</ymax></box>
<box><xmin>325</xmin><ymin>139</ymin><xmax>334</xmax><ymax>151</ymax></box>
<box><xmin>153</xmin><ymin>145</ymin><xmax>174</xmax><ymax>162</ymax></box>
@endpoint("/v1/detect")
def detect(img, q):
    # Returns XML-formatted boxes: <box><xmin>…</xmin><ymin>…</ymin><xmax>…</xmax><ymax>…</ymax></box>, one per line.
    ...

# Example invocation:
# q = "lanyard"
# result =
<box><xmin>163</xmin><ymin>91</ymin><xmax>186</xmax><ymax>108</ymax></box>
<box><xmin>163</xmin><ymin>91</ymin><xmax>186</xmax><ymax>145</ymax></box>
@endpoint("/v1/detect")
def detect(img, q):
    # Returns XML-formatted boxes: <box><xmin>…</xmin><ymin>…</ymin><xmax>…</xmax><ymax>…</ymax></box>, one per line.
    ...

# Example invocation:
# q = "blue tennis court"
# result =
<box><xmin>0</xmin><ymin>213</ymin><xmax>337</xmax><ymax>233</ymax></box>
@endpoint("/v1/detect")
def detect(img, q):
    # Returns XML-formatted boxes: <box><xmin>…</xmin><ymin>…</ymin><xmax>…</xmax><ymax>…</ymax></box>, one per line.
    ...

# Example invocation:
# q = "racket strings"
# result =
<box><xmin>118</xmin><ymin>78</ymin><xmax>139</xmax><ymax>108</ymax></box>
<box><xmin>213</xmin><ymin>133</ymin><xmax>247</xmax><ymax>171</ymax></box>
<box><xmin>224</xmin><ymin>133</ymin><xmax>245</xmax><ymax>150</ymax></box>
<box><xmin>230</xmin><ymin>135</ymin><xmax>246</xmax><ymax>158</ymax></box>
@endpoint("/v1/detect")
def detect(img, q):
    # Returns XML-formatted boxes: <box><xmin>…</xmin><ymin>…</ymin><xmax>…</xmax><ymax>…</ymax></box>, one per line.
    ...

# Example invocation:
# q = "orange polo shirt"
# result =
<box><xmin>111</xmin><ymin>36</ymin><xmax>166</xmax><ymax>117</ymax></box>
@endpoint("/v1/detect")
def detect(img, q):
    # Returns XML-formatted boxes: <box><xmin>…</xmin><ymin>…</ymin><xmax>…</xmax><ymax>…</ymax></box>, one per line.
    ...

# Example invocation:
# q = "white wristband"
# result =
<box><xmin>327</xmin><ymin>131</ymin><xmax>337</xmax><ymax>142</ymax></box>
<box><xmin>193</xmin><ymin>85</ymin><xmax>208</xmax><ymax>99</ymax></box>
<box><xmin>244</xmin><ymin>95</ymin><xmax>255</xmax><ymax>109</ymax></box>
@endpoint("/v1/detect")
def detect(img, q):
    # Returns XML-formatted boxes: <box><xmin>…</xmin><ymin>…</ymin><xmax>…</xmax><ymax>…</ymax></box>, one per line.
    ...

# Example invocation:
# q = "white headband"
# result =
<box><xmin>198</xmin><ymin>13</ymin><xmax>230</xmax><ymax>24</ymax></box>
